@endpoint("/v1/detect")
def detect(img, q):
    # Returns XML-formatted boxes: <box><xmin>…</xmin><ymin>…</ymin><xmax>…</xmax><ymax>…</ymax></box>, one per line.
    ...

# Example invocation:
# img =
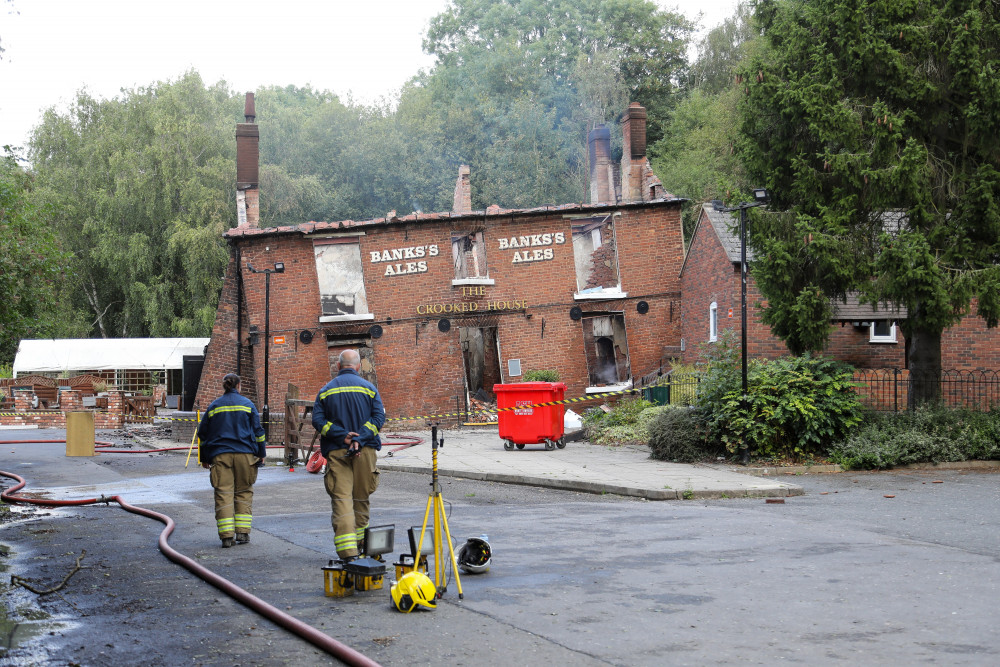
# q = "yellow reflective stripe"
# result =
<box><xmin>321</xmin><ymin>422</ymin><xmax>332</xmax><ymax>436</ymax></box>
<box><xmin>335</xmin><ymin>534</ymin><xmax>357</xmax><ymax>548</ymax></box>
<box><xmin>217</xmin><ymin>518</ymin><xmax>235</xmax><ymax>530</ymax></box>
<box><xmin>320</xmin><ymin>385</ymin><xmax>376</xmax><ymax>400</ymax></box>
<box><xmin>234</xmin><ymin>514</ymin><xmax>252</xmax><ymax>528</ymax></box>
<box><xmin>255</xmin><ymin>434</ymin><xmax>266</xmax><ymax>442</ymax></box>
<box><xmin>364</xmin><ymin>421</ymin><xmax>379</xmax><ymax>437</ymax></box>
<box><xmin>208</xmin><ymin>405</ymin><xmax>252</xmax><ymax>418</ymax></box>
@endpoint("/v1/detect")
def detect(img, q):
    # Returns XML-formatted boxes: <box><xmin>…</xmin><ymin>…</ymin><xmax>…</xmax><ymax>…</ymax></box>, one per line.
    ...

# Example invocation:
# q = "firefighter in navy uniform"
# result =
<box><xmin>312</xmin><ymin>349</ymin><xmax>385</xmax><ymax>562</ymax></box>
<box><xmin>197</xmin><ymin>373</ymin><xmax>267</xmax><ymax>548</ymax></box>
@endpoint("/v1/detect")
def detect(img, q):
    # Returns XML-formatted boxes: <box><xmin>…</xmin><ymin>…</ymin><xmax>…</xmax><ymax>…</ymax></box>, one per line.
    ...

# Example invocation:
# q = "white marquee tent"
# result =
<box><xmin>13</xmin><ymin>338</ymin><xmax>210</xmax><ymax>377</ymax></box>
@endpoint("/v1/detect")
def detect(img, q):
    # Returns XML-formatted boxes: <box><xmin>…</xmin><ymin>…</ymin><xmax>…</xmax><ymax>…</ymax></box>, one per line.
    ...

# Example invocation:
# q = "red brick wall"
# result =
<box><xmin>680</xmin><ymin>209</ymin><xmax>904</xmax><ymax>368</ymax></box>
<box><xmin>825</xmin><ymin>323</ymin><xmax>904</xmax><ymax>368</ymax></box>
<box><xmin>941</xmin><ymin>299</ymin><xmax>1000</xmax><ymax>370</ymax></box>
<box><xmin>199</xmin><ymin>202</ymin><xmax>686</xmax><ymax>424</ymax></box>
<box><xmin>680</xmin><ymin>215</ymin><xmax>789</xmax><ymax>363</ymax></box>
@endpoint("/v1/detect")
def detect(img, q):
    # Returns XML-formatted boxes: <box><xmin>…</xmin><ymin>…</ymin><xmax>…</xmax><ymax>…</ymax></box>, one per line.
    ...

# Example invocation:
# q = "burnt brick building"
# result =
<box><xmin>196</xmin><ymin>98</ymin><xmax>685</xmax><ymax>422</ymax></box>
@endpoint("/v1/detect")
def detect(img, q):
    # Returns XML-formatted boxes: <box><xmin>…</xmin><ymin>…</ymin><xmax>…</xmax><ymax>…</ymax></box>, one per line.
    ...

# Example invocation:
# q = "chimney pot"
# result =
<box><xmin>244</xmin><ymin>92</ymin><xmax>256</xmax><ymax>123</ymax></box>
<box><xmin>588</xmin><ymin>125</ymin><xmax>613</xmax><ymax>204</ymax></box>
<box><xmin>453</xmin><ymin>165</ymin><xmax>472</xmax><ymax>213</ymax></box>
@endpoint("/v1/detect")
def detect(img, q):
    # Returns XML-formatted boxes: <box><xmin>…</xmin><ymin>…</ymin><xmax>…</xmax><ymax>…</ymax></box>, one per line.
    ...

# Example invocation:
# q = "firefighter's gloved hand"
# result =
<box><xmin>347</xmin><ymin>441</ymin><xmax>361</xmax><ymax>458</ymax></box>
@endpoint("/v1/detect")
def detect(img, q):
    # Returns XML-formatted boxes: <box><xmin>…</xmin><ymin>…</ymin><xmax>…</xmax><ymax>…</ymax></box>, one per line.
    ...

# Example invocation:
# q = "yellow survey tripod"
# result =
<box><xmin>415</xmin><ymin>424</ymin><xmax>464</xmax><ymax>600</ymax></box>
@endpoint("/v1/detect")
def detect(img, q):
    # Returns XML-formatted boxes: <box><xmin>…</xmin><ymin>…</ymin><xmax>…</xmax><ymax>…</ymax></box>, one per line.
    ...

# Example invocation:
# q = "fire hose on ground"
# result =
<box><xmin>0</xmin><ymin>438</ymin><xmax>387</xmax><ymax>667</ymax></box>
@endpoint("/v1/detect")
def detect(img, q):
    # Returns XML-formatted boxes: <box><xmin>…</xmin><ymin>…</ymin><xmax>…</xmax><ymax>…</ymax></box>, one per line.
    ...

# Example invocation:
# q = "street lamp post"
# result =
<box><xmin>714</xmin><ymin>189</ymin><xmax>769</xmax><ymax>465</ymax></box>
<box><xmin>246</xmin><ymin>261</ymin><xmax>285</xmax><ymax>444</ymax></box>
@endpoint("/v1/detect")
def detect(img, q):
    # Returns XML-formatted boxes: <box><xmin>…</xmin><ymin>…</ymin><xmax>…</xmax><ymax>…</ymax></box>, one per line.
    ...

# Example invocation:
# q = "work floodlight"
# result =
<box><xmin>364</xmin><ymin>525</ymin><xmax>395</xmax><ymax>557</ymax></box>
<box><xmin>273</xmin><ymin>262</ymin><xmax>285</xmax><ymax>272</ymax></box>
<box><xmin>408</xmin><ymin>526</ymin><xmax>435</xmax><ymax>557</ymax></box>
<box><xmin>752</xmin><ymin>188</ymin><xmax>770</xmax><ymax>203</ymax></box>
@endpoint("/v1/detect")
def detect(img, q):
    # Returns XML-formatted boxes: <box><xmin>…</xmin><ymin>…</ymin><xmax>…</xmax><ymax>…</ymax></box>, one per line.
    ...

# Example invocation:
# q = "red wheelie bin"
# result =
<box><xmin>493</xmin><ymin>382</ymin><xmax>567</xmax><ymax>451</ymax></box>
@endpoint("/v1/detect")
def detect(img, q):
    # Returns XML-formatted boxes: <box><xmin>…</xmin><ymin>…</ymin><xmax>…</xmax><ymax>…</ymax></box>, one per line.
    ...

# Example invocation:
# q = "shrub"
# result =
<box><xmin>583</xmin><ymin>397</ymin><xmax>663</xmax><ymax>446</ymax></box>
<box><xmin>522</xmin><ymin>369</ymin><xmax>560</xmax><ymax>382</ymax></box>
<box><xmin>695</xmin><ymin>337</ymin><xmax>863</xmax><ymax>460</ymax></box>
<box><xmin>831</xmin><ymin>407</ymin><xmax>1000</xmax><ymax>469</ymax></box>
<box><xmin>604</xmin><ymin>396</ymin><xmax>654</xmax><ymax>426</ymax></box>
<box><xmin>648</xmin><ymin>407</ymin><xmax>721</xmax><ymax>462</ymax></box>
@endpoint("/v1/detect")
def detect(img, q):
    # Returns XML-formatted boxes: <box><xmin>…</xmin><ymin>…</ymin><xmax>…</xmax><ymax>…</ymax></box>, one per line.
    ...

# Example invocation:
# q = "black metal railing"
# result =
<box><xmin>852</xmin><ymin>368</ymin><xmax>1000</xmax><ymax>412</ymax></box>
<box><xmin>641</xmin><ymin>368</ymin><xmax>1000</xmax><ymax>412</ymax></box>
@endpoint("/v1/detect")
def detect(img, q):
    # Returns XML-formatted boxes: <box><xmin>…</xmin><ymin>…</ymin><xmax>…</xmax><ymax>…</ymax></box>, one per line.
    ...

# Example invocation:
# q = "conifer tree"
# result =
<box><xmin>739</xmin><ymin>0</ymin><xmax>1000</xmax><ymax>404</ymax></box>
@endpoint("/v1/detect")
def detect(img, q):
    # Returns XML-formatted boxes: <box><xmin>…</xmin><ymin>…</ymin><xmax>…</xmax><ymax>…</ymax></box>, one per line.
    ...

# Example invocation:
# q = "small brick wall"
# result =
<box><xmin>0</xmin><ymin>390</ymin><xmax>126</xmax><ymax>429</ymax></box>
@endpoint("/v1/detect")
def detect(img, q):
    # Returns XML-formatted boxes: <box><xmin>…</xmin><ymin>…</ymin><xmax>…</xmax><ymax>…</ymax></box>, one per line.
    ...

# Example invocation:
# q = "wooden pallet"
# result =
<box><xmin>284</xmin><ymin>383</ymin><xmax>317</xmax><ymax>466</ymax></box>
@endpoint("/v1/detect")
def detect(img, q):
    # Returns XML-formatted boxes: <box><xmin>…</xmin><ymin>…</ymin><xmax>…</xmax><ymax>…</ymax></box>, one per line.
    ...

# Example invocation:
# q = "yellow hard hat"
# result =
<box><xmin>390</xmin><ymin>571</ymin><xmax>437</xmax><ymax>613</ymax></box>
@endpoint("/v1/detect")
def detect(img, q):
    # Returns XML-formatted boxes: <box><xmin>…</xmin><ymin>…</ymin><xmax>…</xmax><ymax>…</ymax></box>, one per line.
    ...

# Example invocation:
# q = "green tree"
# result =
<box><xmin>414</xmin><ymin>0</ymin><xmax>694</xmax><ymax>210</ymax></box>
<box><xmin>29</xmin><ymin>71</ymin><xmax>238</xmax><ymax>339</ymax></box>
<box><xmin>687</xmin><ymin>2</ymin><xmax>756</xmax><ymax>95</ymax></box>
<box><xmin>425</xmin><ymin>0</ymin><xmax>694</xmax><ymax>145</ymax></box>
<box><xmin>651</xmin><ymin>87</ymin><xmax>745</xmax><ymax>243</ymax></box>
<box><xmin>0</xmin><ymin>147</ymin><xmax>80</xmax><ymax>363</ymax></box>
<box><xmin>738</xmin><ymin>0</ymin><xmax>1000</xmax><ymax>403</ymax></box>
<box><xmin>650</xmin><ymin>3</ymin><xmax>756</xmax><ymax>243</ymax></box>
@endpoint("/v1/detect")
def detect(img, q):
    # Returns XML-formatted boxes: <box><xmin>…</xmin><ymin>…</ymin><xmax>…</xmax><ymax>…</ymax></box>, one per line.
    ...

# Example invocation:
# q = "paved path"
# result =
<box><xmin>377</xmin><ymin>427</ymin><xmax>803</xmax><ymax>500</ymax></box>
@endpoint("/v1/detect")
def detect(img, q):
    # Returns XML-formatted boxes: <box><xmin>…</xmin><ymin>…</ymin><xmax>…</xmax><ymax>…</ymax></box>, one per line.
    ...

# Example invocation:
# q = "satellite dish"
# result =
<box><xmin>637</xmin><ymin>301</ymin><xmax>649</xmax><ymax>315</ymax></box>
<box><xmin>369</xmin><ymin>324</ymin><xmax>384</xmax><ymax>339</ymax></box>
<box><xmin>438</xmin><ymin>319</ymin><xmax>451</xmax><ymax>333</ymax></box>
<box><xmin>299</xmin><ymin>330</ymin><xmax>314</xmax><ymax>344</ymax></box>
<box><xmin>569</xmin><ymin>306</ymin><xmax>583</xmax><ymax>321</ymax></box>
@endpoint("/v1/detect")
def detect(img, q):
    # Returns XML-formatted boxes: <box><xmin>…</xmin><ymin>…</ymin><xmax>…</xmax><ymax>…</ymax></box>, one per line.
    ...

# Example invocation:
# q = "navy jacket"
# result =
<box><xmin>312</xmin><ymin>368</ymin><xmax>385</xmax><ymax>456</ymax></box>
<box><xmin>197</xmin><ymin>389</ymin><xmax>266</xmax><ymax>462</ymax></box>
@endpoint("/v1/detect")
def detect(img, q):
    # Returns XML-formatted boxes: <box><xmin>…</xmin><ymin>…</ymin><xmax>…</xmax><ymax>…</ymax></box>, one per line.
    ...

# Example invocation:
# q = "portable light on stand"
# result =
<box><xmin>246</xmin><ymin>261</ymin><xmax>284</xmax><ymax>444</ymax></box>
<box><xmin>713</xmin><ymin>188</ymin><xmax>770</xmax><ymax>465</ymax></box>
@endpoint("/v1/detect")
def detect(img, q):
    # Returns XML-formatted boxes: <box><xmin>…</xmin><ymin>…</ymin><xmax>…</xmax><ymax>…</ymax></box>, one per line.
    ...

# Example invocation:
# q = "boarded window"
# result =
<box><xmin>452</xmin><ymin>231</ymin><xmax>488</xmax><ymax>279</ymax></box>
<box><xmin>314</xmin><ymin>238</ymin><xmax>369</xmax><ymax>316</ymax></box>
<box><xmin>572</xmin><ymin>215</ymin><xmax>620</xmax><ymax>293</ymax></box>
<box><xmin>581</xmin><ymin>314</ymin><xmax>630</xmax><ymax>386</ymax></box>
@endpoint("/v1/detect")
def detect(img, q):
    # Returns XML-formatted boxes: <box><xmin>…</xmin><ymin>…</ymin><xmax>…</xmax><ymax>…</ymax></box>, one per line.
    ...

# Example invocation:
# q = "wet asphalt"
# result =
<box><xmin>0</xmin><ymin>428</ymin><xmax>998</xmax><ymax>666</ymax></box>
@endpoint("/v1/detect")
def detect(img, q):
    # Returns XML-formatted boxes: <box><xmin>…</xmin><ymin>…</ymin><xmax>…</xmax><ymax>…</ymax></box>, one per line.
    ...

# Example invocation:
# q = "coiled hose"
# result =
<box><xmin>0</xmin><ymin>440</ymin><xmax>383</xmax><ymax>667</ymax></box>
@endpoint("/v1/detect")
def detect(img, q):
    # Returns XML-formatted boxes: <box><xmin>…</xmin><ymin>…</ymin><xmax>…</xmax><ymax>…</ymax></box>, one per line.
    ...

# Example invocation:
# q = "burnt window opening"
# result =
<box><xmin>314</xmin><ymin>238</ymin><xmax>369</xmax><ymax>317</ymax></box>
<box><xmin>459</xmin><ymin>326</ymin><xmax>501</xmax><ymax>408</ymax></box>
<box><xmin>572</xmin><ymin>215</ymin><xmax>621</xmax><ymax>294</ymax></box>
<box><xmin>452</xmin><ymin>231</ymin><xmax>488</xmax><ymax>279</ymax></box>
<box><xmin>581</xmin><ymin>313</ymin><xmax>630</xmax><ymax>387</ymax></box>
<box><xmin>325</xmin><ymin>334</ymin><xmax>377</xmax><ymax>386</ymax></box>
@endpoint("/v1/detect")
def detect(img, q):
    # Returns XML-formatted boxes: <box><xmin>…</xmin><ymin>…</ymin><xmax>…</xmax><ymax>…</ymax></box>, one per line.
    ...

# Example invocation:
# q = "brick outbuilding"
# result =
<box><xmin>680</xmin><ymin>203</ymin><xmax>1000</xmax><ymax>371</ymax></box>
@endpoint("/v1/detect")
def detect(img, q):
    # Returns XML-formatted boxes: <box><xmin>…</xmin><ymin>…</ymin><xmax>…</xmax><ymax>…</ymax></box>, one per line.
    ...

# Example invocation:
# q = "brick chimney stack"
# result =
<box><xmin>453</xmin><ymin>165</ymin><xmax>472</xmax><ymax>213</ymax></box>
<box><xmin>620</xmin><ymin>103</ymin><xmax>648</xmax><ymax>203</ymax></box>
<box><xmin>588</xmin><ymin>125</ymin><xmax>614</xmax><ymax>204</ymax></box>
<box><xmin>236</xmin><ymin>92</ymin><xmax>260</xmax><ymax>228</ymax></box>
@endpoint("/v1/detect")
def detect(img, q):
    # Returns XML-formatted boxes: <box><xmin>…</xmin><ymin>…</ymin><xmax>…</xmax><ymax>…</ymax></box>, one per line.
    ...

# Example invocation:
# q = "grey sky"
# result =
<box><xmin>0</xmin><ymin>0</ymin><xmax>738</xmax><ymax>151</ymax></box>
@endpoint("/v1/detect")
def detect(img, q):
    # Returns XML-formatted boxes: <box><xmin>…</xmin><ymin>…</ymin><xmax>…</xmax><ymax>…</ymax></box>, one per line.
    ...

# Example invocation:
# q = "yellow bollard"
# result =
<box><xmin>185</xmin><ymin>410</ymin><xmax>200</xmax><ymax>468</ymax></box>
<box><xmin>66</xmin><ymin>412</ymin><xmax>95</xmax><ymax>457</ymax></box>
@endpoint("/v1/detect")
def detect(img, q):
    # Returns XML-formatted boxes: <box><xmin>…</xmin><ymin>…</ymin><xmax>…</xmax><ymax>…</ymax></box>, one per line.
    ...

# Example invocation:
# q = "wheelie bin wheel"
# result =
<box><xmin>544</xmin><ymin>440</ymin><xmax>556</xmax><ymax>451</ymax></box>
<box><xmin>555</xmin><ymin>438</ymin><xmax>566</xmax><ymax>449</ymax></box>
<box><xmin>503</xmin><ymin>440</ymin><xmax>514</xmax><ymax>451</ymax></box>
<box><xmin>515</xmin><ymin>443</ymin><xmax>525</xmax><ymax>449</ymax></box>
